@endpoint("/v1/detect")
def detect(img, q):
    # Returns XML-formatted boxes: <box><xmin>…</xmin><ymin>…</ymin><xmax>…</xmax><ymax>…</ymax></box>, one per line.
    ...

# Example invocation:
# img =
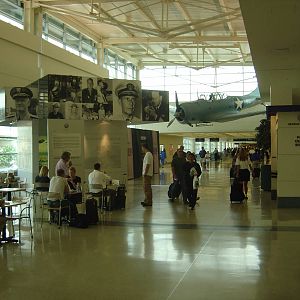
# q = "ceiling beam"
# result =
<box><xmin>104</xmin><ymin>35</ymin><xmax>248</xmax><ymax>44</ymax></box>
<box><xmin>169</xmin><ymin>44</ymin><xmax>240</xmax><ymax>49</ymax></box>
<box><xmin>34</xmin><ymin>0</ymin><xmax>132</xmax><ymax>4</ymax></box>
<box><xmin>167</xmin><ymin>14</ymin><xmax>241</xmax><ymax>39</ymax></box>
<box><xmin>134</xmin><ymin>1</ymin><xmax>161</xmax><ymax>30</ymax></box>
<box><xmin>217</xmin><ymin>0</ymin><xmax>235</xmax><ymax>34</ymax></box>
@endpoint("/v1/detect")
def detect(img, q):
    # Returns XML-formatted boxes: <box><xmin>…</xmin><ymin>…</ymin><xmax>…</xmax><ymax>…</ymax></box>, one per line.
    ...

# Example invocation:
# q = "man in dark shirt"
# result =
<box><xmin>171</xmin><ymin>148</ymin><xmax>187</xmax><ymax>203</ymax></box>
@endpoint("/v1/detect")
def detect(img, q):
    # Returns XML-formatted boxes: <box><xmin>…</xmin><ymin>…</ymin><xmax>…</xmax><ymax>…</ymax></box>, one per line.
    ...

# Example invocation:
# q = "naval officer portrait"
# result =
<box><xmin>10</xmin><ymin>87</ymin><xmax>38</xmax><ymax>120</ymax></box>
<box><xmin>115</xmin><ymin>82</ymin><xmax>140</xmax><ymax>122</ymax></box>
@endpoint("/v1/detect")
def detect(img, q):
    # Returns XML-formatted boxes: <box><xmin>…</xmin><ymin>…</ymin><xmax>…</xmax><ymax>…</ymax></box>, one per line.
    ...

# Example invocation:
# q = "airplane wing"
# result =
<box><xmin>215</xmin><ymin>110</ymin><xmax>266</xmax><ymax>122</ymax></box>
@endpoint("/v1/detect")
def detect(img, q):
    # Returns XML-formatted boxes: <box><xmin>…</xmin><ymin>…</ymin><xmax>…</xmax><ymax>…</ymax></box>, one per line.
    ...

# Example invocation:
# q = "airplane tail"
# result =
<box><xmin>243</xmin><ymin>87</ymin><xmax>261</xmax><ymax>100</ymax></box>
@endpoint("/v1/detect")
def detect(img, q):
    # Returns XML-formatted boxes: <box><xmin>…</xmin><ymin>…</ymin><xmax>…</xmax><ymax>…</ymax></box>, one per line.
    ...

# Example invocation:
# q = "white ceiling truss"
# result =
<box><xmin>32</xmin><ymin>0</ymin><xmax>252</xmax><ymax>69</ymax></box>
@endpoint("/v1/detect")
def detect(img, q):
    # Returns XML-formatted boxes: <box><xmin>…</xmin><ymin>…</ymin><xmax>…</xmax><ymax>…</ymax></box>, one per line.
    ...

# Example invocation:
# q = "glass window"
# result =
<box><xmin>0</xmin><ymin>125</ymin><xmax>17</xmax><ymax>173</ymax></box>
<box><xmin>140</xmin><ymin>66</ymin><xmax>257</xmax><ymax>102</ymax></box>
<box><xmin>0</xmin><ymin>0</ymin><xmax>23</xmax><ymax>29</ymax></box>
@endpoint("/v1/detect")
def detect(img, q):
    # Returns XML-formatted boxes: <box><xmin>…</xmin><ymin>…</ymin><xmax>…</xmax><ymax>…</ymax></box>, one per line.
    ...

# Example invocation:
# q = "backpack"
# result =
<box><xmin>199</xmin><ymin>150</ymin><xmax>206</xmax><ymax>158</ymax></box>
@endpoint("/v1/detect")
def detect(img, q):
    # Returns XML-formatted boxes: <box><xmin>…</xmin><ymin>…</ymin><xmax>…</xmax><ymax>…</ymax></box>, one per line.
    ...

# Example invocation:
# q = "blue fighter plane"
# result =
<box><xmin>167</xmin><ymin>88</ymin><xmax>266</xmax><ymax>127</ymax></box>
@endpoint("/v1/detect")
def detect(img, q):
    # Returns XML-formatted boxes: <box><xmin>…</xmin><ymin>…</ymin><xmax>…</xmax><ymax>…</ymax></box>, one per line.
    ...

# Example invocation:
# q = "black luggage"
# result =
<box><xmin>69</xmin><ymin>214</ymin><xmax>89</xmax><ymax>228</ymax></box>
<box><xmin>252</xmin><ymin>168</ymin><xmax>260</xmax><ymax>178</ymax></box>
<box><xmin>230</xmin><ymin>167</ymin><xmax>236</xmax><ymax>178</ymax></box>
<box><xmin>85</xmin><ymin>198</ymin><xmax>99</xmax><ymax>224</ymax></box>
<box><xmin>261</xmin><ymin>165</ymin><xmax>271</xmax><ymax>191</ymax></box>
<box><xmin>168</xmin><ymin>180</ymin><xmax>181</xmax><ymax>199</ymax></box>
<box><xmin>115</xmin><ymin>185</ymin><xmax>126</xmax><ymax>210</ymax></box>
<box><xmin>230</xmin><ymin>179</ymin><xmax>245</xmax><ymax>203</ymax></box>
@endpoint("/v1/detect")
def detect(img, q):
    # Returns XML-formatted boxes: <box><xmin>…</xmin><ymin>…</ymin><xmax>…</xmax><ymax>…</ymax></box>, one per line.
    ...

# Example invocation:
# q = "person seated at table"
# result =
<box><xmin>35</xmin><ymin>166</ymin><xmax>50</xmax><ymax>191</ymax></box>
<box><xmin>67</xmin><ymin>166</ymin><xmax>81</xmax><ymax>191</ymax></box>
<box><xmin>47</xmin><ymin>169</ymin><xmax>70</xmax><ymax>223</ymax></box>
<box><xmin>4</xmin><ymin>172</ymin><xmax>17</xmax><ymax>187</ymax></box>
<box><xmin>88</xmin><ymin>162</ymin><xmax>111</xmax><ymax>193</ymax></box>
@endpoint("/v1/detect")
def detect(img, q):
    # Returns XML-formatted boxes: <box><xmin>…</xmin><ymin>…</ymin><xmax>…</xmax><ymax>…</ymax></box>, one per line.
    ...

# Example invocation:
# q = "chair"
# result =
<box><xmin>5</xmin><ymin>194</ymin><xmax>33</xmax><ymax>243</ymax></box>
<box><xmin>88</xmin><ymin>184</ymin><xmax>105</xmax><ymax>212</ymax></box>
<box><xmin>41</xmin><ymin>192</ymin><xmax>69</xmax><ymax>229</ymax></box>
<box><xmin>34</xmin><ymin>182</ymin><xmax>50</xmax><ymax>213</ymax></box>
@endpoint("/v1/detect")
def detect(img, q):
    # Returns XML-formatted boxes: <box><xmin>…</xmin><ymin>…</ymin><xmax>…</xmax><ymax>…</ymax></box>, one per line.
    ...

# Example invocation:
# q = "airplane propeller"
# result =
<box><xmin>167</xmin><ymin>92</ymin><xmax>190</xmax><ymax>127</ymax></box>
<box><xmin>167</xmin><ymin>117</ymin><xmax>176</xmax><ymax>127</ymax></box>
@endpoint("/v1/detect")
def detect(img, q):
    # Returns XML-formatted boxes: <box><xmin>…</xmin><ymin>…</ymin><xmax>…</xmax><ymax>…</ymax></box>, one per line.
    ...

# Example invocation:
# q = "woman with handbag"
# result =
<box><xmin>235</xmin><ymin>148</ymin><xmax>252</xmax><ymax>199</ymax></box>
<box><xmin>183</xmin><ymin>153</ymin><xmax>202</xmax><ymax>210</ymax></box>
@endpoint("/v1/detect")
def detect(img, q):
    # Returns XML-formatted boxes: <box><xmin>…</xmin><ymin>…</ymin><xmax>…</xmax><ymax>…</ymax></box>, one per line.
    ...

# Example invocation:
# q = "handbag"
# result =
<box><xmin>193</xmin><ymin>176</ymin><xmax>199</xmax><ymax>189</ymax></box>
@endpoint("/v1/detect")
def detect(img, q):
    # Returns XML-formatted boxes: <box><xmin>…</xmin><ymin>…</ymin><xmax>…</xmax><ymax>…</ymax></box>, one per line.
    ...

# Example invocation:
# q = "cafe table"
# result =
<box><xmin>0</xmin><ymin>187</ymin><xmax>26</xmax><ymax>243</ymax></box>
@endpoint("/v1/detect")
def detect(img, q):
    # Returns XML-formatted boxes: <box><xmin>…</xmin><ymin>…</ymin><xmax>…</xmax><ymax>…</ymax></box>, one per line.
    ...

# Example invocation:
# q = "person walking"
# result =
<box><xmin>235</xmin><ymin>148</ymin><xmax>252</xmax><ymax>199</ymax></box>
<box><xmin>141</xmin><ymin>143</ymin><xmax>153</xmax><ymax>207</ymax></box>
<box><xmin>183</xmin><ymin>153</ymin><xmax>202</xmax><ymax>210</ymax></box>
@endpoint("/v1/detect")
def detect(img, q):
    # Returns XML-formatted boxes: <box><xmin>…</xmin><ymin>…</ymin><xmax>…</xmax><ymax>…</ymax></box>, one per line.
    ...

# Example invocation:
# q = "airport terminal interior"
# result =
<box><xmin>1</xmin><ymin>1</ymin><xmax>300</xmax><ymax>299</ymax></box>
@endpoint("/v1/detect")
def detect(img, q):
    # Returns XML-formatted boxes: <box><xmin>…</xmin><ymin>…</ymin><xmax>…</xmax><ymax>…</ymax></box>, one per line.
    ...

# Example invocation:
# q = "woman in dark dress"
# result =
<box><xmin>183</xmin><ymin>153</ymin><xmax>202</xmax><ymax>210</ymax></box>
<box><xmin>35</xmin><ymin>166</ymin><xmax>50</xmax><ymax>191</ymax></box>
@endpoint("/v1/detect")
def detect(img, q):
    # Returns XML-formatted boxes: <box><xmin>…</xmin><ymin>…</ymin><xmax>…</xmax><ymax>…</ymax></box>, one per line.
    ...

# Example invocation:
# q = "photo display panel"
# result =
<box><xmin>142</xmin><ymin>89</ymin><xmax>169</xmax><ymax>122</ymax></box>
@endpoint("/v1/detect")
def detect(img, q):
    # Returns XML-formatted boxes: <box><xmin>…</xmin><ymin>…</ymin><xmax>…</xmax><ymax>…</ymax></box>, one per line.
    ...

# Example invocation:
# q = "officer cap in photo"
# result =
<box><xmin>70</xmin><ymin>103</ymin><xmax>78</xmax><ymax>108</ymax></box>
<box><xmin>10</xmin><ymin>87</ymin><xmax>33</xmax><ymax>99</ymax></box>
<box><xmin>116</xmin><ymin>83</ymin><xmax>138</xmax><ymax>98</ymax></box>
<box><xmin>53</xmin><ymin>102</ymin><xmax>60</xmax><ymax>108</ymax></box>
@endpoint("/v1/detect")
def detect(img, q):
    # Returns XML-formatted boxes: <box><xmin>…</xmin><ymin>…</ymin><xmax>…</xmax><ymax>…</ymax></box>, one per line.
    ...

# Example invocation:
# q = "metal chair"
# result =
<box><xmin>5</xmin><ymin>194</ymin><xmax>33</xmax><ymax>243</ymax></box>
<box><xmin>88</xmin><ymin>184</ymin><xmax>105</xmax><ymax>212</ymax></box>
<box><xmin>42</xmin><ymin>192</ymin><xmax>69</xmax><ymax>229</ymax></box>
<box><xmin>34</xmin><ymin>182</ymin><xmax>50</xmax><ymax>213</ymax></box>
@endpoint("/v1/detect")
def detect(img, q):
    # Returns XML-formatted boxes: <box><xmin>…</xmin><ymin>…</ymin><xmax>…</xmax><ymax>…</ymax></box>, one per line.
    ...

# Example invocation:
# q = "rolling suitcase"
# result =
<box><xmin>252</xmin><ymin>168</ymin><xmax>260</xmax><ymax>178</ymax></box>
<box><xmin>85</xmin><ymin>198</ymin><xmax>99</xmax><ymax>224</ymax></box>
<box><xmin>115</xmin><ymin>185</ymin><xmax>126</xmax><ymax>210</ymax></box>
<box><xmin>168</xmin><ymin>180</ymin><xmax>181</xmax><ymax>200</ymax></box>
<box><xmin>230</xmin><ymin>179</ymin><xmax>245</xmax><ymax>203</ymax></box>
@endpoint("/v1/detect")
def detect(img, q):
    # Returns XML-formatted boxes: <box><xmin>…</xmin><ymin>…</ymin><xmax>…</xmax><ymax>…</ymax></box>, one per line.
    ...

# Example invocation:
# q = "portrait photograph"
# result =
<box><xmin>81</xmin><ymin>77</ymin><xmax>98</xmax><ymax>104</ymax></box>
<box><xmin>48</xmin><ymin>102</ymin><xmax>65</xmax><ymax>119</ymax></box>
<box><xmin>142</xmin><ymin>89</ymin><xmax>169</xmax><ymax>122</ymax></box>
<box><xmin>95</xmin><ymin>77</ymin><xmax>113</xmax><ymax>119</ymax></box>
<box><xmin>82</xmin><ymin>103</ymin><xmax>99</xmax><ymax>120</ymax></box>
<box><xmin>6</xmin><ymin>87</ymin><xmax>39</xmax><ymax>120</ymax></box>
<box><xmin>65</xmin><ymin>101</ymin><xmax>82</xmax><ymax>120</ymax></box>
<box><xmin>112</xmin><ymin>79</ymin><xmax>142</xmax><ymax>122</ymax></box>
<box><xmin>64</xmin><ymin>76</ymin><xmax>82</xmax><ymax>103</ymax></box>
<box><xmin>48</xmin><ymin>75</ymin><xmax>64</xmax><ymax>102</ymax></box>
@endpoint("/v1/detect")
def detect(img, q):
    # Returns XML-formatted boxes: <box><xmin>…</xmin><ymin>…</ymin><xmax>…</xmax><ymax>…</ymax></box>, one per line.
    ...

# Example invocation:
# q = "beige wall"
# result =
<box><xmin>0</xmin><ymin>21</ymin><xmax>108</xmax><ymax>87</ymax></box>
<box><xmin>159</xmin><ymin>134</ymin><xmax>183</xmax><ymax>163</ymax></box>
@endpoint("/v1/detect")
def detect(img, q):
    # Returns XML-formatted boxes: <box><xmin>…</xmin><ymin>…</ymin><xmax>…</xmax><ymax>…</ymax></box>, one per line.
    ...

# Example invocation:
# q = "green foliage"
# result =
<box><xmin>0</xmin><ymin>144</ymin><xmax>17</xmax><ymax>168</ymax></box>
<box><xmin>255</xmin><ymin>119</ymin><xmax>271</xmax><ymax>151</ymax></box>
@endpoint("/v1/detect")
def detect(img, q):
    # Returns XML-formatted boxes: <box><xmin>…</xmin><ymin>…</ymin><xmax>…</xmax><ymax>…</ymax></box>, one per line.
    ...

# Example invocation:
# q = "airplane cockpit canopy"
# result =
<box><xmin>209</xmin><ymin>92</ymin><xmax>227</xmax><ymax>101</ymax></box>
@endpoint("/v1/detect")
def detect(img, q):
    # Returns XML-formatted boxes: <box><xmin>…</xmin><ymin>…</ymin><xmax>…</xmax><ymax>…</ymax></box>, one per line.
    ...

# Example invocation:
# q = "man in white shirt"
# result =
<box><xmin>88</xmin><ymin>163</ymin><xmax>111</xmax><ymax>193</ymax></box>
<box><xmin>47</xmin><ymin>168</ymin><xmax>70</xmax><ymax>223</ymax></box>
<box><xmin>141</xmin><ymin>143</ymin><xmax>153</xmax><ymax>207</ymax></box>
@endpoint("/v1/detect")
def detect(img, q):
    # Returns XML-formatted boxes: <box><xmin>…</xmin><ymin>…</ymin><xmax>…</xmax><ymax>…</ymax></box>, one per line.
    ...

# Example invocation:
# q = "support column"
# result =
<box><xmin>270</xmin><ymin>83</ymin><xmax>300</xmax><ymax>207</ymax></box>
<box><xmin>96</xmin><ymin>42</ymin><xmax>104</xmax><ymax>68</ymax></box>
<box><xmin>23</xmin><ymin>0</ymin><xmax>35</xmax><ymax>33</ymax></box>
<box><xmin>34</xmin><ymin>7</ymin><xmax>43</xmax><ymax>37</ymax></box>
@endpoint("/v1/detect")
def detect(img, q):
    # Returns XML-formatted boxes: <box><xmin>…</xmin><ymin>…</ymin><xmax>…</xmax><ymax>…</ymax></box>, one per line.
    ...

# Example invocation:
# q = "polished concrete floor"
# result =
<box><xmin>1</xmin><ymin>161</ymin><xmax>300</xmax><ymax>300</ymax></box>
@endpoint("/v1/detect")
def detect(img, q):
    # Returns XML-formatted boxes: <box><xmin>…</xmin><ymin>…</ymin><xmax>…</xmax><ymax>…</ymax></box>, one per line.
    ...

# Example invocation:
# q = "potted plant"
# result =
<box><xmin>255</xmin><ymin>119</ymin><xmax>271</xmax><ymax>191</ymax></box>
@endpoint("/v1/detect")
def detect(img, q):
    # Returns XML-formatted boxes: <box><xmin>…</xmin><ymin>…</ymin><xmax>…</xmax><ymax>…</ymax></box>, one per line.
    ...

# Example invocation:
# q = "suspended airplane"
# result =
<box><xmin>167</xmin><ymin>88</ymin><xmax>266</xmax><ymax>127</ymax></box>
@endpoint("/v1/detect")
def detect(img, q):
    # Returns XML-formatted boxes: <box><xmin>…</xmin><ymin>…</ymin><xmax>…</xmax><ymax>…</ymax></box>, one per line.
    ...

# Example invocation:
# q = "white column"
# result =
<box><xmin>23</xmin><ymin>0</ymin><xmax>35</xmax><ymax>33</ymax></box>
<box><xmin>96</xmin><ymin>42</ymin><xmax>104</xmax><ymax>68</ymax></box>
<box><xmin>270</xmin><ymin>81</ymin><xmax>300</xmax><ymax>207</ymax></box>
<box><xmin>34</xmin><ymin>7</ymin><xmax>43</xmax><ymax>37</ymax></box>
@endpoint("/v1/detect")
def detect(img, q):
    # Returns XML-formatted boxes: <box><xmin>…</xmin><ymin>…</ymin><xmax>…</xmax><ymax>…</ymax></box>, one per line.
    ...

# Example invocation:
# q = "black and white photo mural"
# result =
<box><xmin>48</xmin><ymin>75</ymin><xmax>82</xmax><ymax>104</ymax></box>
<box><xmin>112</xmin><ymin>79</ymin><xmax>142</xmax><ymax>122</ymax></box>
<box><xmin>4</xmin><ymin>75</ymin><xmax>142</xmax><ymax>122</ymax></box>
<box><xmin>5</xmin><ymin>87</ymin><xmax>39</xmax><ymax>120</ymax></box>
<box><xmin>142</xmin><ymin>90</ymin><xmax>169</xmax><ymax>122</ymax></box>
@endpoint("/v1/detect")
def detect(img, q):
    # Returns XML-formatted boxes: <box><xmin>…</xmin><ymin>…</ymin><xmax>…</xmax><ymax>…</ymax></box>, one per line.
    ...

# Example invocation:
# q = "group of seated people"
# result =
<box><xmin>35</xmin><ymin>158</ymin><xmax>112</xmax><ymax>223</ymax></box>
